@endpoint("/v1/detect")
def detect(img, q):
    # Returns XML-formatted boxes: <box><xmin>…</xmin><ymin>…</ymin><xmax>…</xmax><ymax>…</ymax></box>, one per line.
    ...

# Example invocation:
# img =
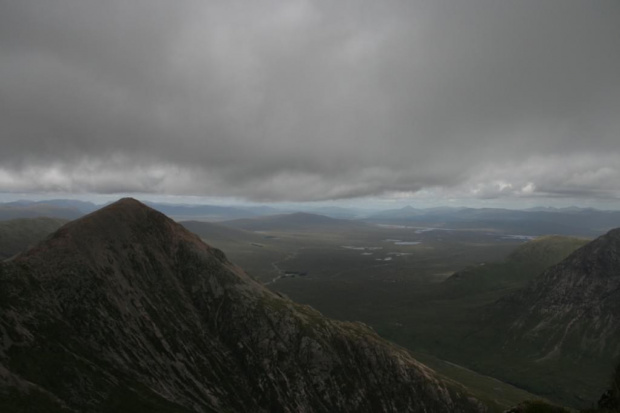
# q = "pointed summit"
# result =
<box><xmin>1</xmin><ymin>199</ymin><xmax>485</xmax><ymax>413</ymax></box>
<box><xmin>21</xmin><ymin>197</ymin><xmax>218</xmax><ymax>265</ymax></box>
<box><xmin>107</xmin><ymin>196</ymin><xmax>145</xmax><ymax>207</ymax></box>
<box><xmin>57</xmin><ymin>196</ymin><xmax>175</xmax><ymax>236</ymax></box>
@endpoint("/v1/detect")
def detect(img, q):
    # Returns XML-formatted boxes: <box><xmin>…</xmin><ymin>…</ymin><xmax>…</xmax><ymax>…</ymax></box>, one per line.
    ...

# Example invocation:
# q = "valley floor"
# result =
<box><xmin>189</xmin><ymin>222</ymin><xmax>584</xmax><ymax>410</ymax></box>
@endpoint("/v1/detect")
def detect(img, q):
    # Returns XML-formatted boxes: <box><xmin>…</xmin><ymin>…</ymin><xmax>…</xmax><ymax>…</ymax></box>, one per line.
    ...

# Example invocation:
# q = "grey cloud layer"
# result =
<box><xmin>1</xmin><ymin>0</ymin><xmax>619</xmax><ymax>201</ymax></box>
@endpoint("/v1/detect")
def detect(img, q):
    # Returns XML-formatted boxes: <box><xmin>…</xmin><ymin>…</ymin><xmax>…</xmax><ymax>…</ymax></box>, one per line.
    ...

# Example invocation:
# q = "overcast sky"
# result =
<box><xmin>1</xmin><ymin>0</ymin><xmax>619</xmax><ymax>208</ymax></box>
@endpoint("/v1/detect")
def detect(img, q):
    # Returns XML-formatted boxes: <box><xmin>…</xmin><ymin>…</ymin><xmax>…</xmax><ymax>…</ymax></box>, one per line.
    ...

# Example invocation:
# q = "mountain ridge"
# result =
<box><xmin>0</xmin><ymin>198</ymin><xmax>485</xmax><ymax>412</ymax></box>
<box><xmin>460</xmin><ymin>227</ymin><xmax>620</xmax><ymax>407</ymax></box>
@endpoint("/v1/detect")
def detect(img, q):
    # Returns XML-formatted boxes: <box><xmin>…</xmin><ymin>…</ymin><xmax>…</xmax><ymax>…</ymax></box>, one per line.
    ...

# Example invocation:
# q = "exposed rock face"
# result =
<box><xmin>470</xmin><ymin>228</ymin><xmax>620</xmax><ymax>407</ymax></box>
<box><xmin>502</xmin><ymin>228</ymin><xmax>620</xmax><ymax>361</ymax></box>
<box><xmin>0</xmin><ymin>198</ymin><xmax>485</xmax><ymax>412</ymax></box>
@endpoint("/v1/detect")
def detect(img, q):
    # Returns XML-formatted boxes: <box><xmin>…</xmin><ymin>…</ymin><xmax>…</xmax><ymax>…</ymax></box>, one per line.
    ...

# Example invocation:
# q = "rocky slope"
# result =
<box><xmin>466</xmin><ymin>228</ymin><xmax>620</xmax><ymax>407</ymax></box>
<box><xmin>0</xmin><ymin>198</ymin><xmax>485</xmax><ymax>412</ymax></box>
<box><xmin>502</xmin><ymin>228</ymin><xmax>620</xmax><ymax>362</ymax></box>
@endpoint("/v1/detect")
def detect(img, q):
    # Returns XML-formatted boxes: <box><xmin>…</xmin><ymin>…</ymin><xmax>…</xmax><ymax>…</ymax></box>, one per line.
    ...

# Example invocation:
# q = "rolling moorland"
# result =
<box><xmin>195</xmin><ymin>214</ymin><xmax>602</xmax><ymax>409</ymax></box>
<box><xmin>1</xmin><ymin>199</ymin><xmax>619</xmax><ymax>411</ymax></box>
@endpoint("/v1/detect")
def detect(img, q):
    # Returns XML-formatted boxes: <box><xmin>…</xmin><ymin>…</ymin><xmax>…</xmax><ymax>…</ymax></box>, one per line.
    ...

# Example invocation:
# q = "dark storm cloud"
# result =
<box><xmin>1</xmin><ymin>0</ymin><xmax>619</xmax><ymax>201</ymax></box>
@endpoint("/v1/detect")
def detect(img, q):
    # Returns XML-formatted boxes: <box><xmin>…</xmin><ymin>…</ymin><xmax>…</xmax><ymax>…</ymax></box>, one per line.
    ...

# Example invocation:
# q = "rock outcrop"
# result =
<box><xmin>501</xmin><ymin>228</ymin><xmax>620</xmax><ymax>362</ymax></box>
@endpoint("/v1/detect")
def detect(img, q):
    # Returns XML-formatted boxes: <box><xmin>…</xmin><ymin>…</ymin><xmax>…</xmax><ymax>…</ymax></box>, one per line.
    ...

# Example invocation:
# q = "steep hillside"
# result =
<box><xmin>0</xmin><ymin>198</ymin><xmax>485</xmax><ymax>412</ymax></box>
<box><xmin>463</xmin><ymin>229</ymin><xmax>620</xmax><ymax>407</ymax></box>
<box><xmin>374</xmin><ymin>236</ymin><xmax>589</xmax><ymax>406</ymax></box>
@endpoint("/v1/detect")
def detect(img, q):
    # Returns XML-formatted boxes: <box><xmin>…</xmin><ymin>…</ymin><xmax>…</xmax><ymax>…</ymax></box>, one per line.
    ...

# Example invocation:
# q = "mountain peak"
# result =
<box><xmin>110</xmin><ymin>196</ymin><xmax>146</xmax><ymax>208</ymax></box>
<box><xmin>19</xmin><ymin>197</ymin><xmax>220</xmax><ymax>266</ymax></box>
<box><xmin>75</xmin><ymin>197</ymin><xmax>162</xmax><ymax>229</ymax></box>
<box><xmin>1</xmin><ymin>198</ymin><xmax>484</xmax><ymax>412</ymax></box>
<box><xmin>63</xmin><ymin>197</ymin><xmax>158</xmax><ymax>226</ymax></box>
<box><xmin>89</xmin><ymin>197</ymin><xmax>160</xmax><ymax>220</ymax></box>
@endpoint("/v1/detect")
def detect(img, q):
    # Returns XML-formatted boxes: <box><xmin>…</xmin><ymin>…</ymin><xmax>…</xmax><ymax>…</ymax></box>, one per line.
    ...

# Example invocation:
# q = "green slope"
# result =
<box><xmin>375</xmin><ymin>235</ymin><xmax>589</xmax><ymax>408</ymax></box>
<box><xmin>449</xmin><ymin>231</ymin><xmax>619</xmax><ymax>408</ymax></box>
<box><xmin>443</xmin><ymin>235</ymin><xmax>589</xmax><ymax>296</ymax></box>
<box><xmin>0</xmin><ymin>217</ymin><xmax>67</xmax><ymax>260</ymax></box>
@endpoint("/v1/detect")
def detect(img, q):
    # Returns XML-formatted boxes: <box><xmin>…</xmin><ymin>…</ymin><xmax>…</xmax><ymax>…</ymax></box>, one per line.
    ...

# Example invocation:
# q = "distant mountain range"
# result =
<box><xmin>1</xmin><ymin>199</ymin><xmax>99</xmax><ymax>213</ymax></box>
<box><xmin>2</xmin><ymin>199</ymin><xmax>619</xmax><ymax>237</ymax></box>
<box><xmin>0</xmin><ymin>200</ymin><xmax>281</xmax><ymax>222</ymax></box>
<box><xmin>0</xmin><ymin>199</ymin><xmax>485</xmax><ymax>412</ymax></box>
<box><xmin>220</xmin><ymin>211</ymin><xmax>371</xmax><ymax>232</ymax></box>
<box><xmin>365</xmin><ymin>206</ymin><xmax>620</xmax><ymax>236</ymax></box>
<box><xmin>142</xmin><ymin>202</ymin><xmax>283</xmax><ymax>221</ymax></box>
<box><xmin>0</xmin><ymin>201</ymin><xmax>90</xmax><ymax>220</ymax></box>
<box><xmin>0</xmin><ymin>217</ymin><xmax>67</xmax><ymax>260</ymax></box>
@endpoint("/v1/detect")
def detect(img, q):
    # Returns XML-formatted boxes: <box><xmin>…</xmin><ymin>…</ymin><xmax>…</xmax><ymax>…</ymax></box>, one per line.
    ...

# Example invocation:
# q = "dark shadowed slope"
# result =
<box><xmin>0</xmin><ymin>198</ymin><xmax>485</xmax><ymax>413</ymax></box>
<box><xmin>463</xmin><ymin>228</ymin><xmax>620</xmax><ymax>407</ymax></box>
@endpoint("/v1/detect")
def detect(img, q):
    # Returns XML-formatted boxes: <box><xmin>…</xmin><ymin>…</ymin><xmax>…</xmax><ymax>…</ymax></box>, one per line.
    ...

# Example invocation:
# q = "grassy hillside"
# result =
<box><xmin>0</xmin><ymin>217</ymin><xmax>67</xmax><ymax>260</ymax></box>
<box><xmin>449</xmin><ymin>230</ymin><xmax>620</xmax><ymax>408</ymax></box>
<box><xmin>361</xmin><ymin>235</ymin><xmax>589</xmax><ymax>408</ymax></box>
<box><xmin>442</xmin><ymin>235</ymin><xmax>589</xmax><ymax>296</ymax></box>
